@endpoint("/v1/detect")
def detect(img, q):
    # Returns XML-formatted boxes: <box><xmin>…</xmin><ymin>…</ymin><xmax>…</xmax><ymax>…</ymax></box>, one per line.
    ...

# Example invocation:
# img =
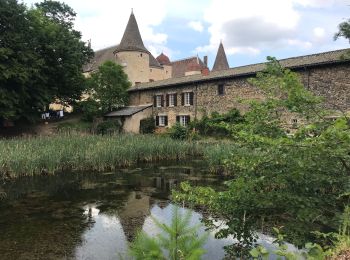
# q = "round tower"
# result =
<box><xmin>113</xmin><ymin>11</ymin><xmax>150</xmax><ymax>86</ymax></box>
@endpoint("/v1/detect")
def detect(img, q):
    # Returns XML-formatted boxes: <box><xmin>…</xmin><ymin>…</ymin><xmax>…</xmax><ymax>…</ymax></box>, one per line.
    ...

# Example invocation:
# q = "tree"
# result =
<box><xmin>173</xmin><ymin>58</ymin><xmax>350</xmax><ymax>258</ymax></box>
<box><xmin>334</xmin><ymin>19</ymin><xmax>350</xmax><ymax>42</ymax></box>
<box><xmin>0</xmin><ymin>0</ymin><xmax>93</xmax><ymax>123</ymax></box>
<box><xmin>335</xmin><ymin>18</ymin><xmax>350</xmax><ymax>58</ymax></box>
<box><xmin>88</xmin><ymin>61</ymin><xmax>131</xmax><ymax>113</ymax></box>
<box><xmin>129</xmin><ymin>206</ymin><xmax>208</xmax><ymax>260</ymax></box>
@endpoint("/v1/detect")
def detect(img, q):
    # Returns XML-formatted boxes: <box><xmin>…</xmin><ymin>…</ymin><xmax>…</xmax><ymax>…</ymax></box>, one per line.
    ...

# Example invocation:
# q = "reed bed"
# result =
<box><xmin>0</xmin><ymin>134</ymin><xmax>204</xmax><ymax>177</ymax></box>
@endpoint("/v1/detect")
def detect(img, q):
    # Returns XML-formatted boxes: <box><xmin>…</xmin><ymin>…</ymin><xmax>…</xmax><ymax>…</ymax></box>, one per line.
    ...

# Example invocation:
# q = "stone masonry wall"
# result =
<box><xmin>128</xmin><ymin>62</ymin><xmax>350</xmax><ymax>130</ymax></box>
<box><xmin>298</xmin><ymin>63</ymin><xmax>350</xmax><ymax>111</ymax></box>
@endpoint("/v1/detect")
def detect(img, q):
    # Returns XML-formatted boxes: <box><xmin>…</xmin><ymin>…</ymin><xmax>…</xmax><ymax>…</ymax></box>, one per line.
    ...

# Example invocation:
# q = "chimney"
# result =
<box><xmin>201</xmin><ymin>67</ymin><xmax>209</xmax><ymax>76</ymax></box>
<box><xmin>203</xmin><ymin>56</ymin><xmax>208</xmax><ymax>67</ymax></box>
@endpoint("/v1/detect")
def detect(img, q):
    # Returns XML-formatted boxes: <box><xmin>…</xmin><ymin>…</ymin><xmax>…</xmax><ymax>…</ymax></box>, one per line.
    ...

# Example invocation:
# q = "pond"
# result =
<box><xmin>0</xmin><ymin>160</ymin><xmax>298</xmax><ymax>259</ymax></box>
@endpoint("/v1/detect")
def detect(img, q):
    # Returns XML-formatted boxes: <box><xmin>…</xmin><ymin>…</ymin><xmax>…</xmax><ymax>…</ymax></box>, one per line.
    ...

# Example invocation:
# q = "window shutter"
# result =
<box><xmin>161</xmin><ymin>95</ymin><xmax>164</xmax><ymax>107</ymax></box>
<box><xmin>165</xmin><ymin>116</ymin><xmax>168</xmax><ymax>126</ymax></box>
<box><xmin>155</xmin><ymin>116</ymin><xmax>159</xmax><ymax>126</ymax></box>
<box><xmin>166</xmin><ymin>94</ymin><xmax>169</xmax><ymax>107</ymax></box>
<box><xmin>174</xmin><ymin>94</ymin><xmax>177</xmax><ymax>106</ymax></box>
<box><xmin>181</xmin><ymin>93</ymin><xmax>184</xmax><ymax>106</ymax></box>
<box><xmin>190</xmin><ymin>92</ymin><xmax>194</xmax><ymax>105</ymax></box>
<box><xmin>153</xmin><ymin>95</ymin><xmax>157</xmax><ymax>107</ymax></box>
<box><xmin>176</xmin><ymin>116</ymin><xmax>180</xmax><ymax>123</ymax></box>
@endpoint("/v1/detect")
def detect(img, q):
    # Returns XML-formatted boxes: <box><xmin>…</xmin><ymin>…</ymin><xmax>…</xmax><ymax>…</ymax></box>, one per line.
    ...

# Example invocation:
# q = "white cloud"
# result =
<box><xmin>313</xmin><ymin>27</ymin><xmax>326</xmax><ymax>38</ymax></box>
<box><xmin>23</xmin><ymin>0</ymin><xmax>169</xmax><ymax>51</ymax></box>
<box><xmin>195</xmin><ymin>0</ymin><xmax>302</xmax><ymax>56</ymax></box>
<box><xmin>188</xmin><ymin>21</ymin><xmax>204</xmax><ymax>32</ymax></box>
<box><xmin>194</xmin><ymin>0</ymin><xmax>348</xmax><ymax>57</ymax></box>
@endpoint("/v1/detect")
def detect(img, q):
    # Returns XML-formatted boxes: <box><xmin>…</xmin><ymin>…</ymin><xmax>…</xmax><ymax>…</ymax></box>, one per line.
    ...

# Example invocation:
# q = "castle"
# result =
<box><xmin>84</xmin><ymin>11</ymin><xmax>350</xmax><ymax>133</ymax></box>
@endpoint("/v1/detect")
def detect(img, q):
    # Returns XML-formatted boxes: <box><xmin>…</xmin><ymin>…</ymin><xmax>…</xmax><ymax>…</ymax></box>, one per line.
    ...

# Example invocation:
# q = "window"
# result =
<box><xmin>156</xmin><ymin>115</ymin><xmax>168</xmax><ymax>127</ymax></box>
<box><xmin>218</xmin><ymin>84</ymin><xmax>225</xmax><ymax>95</ymax></box>
<box><xmin>154</xmin><ymin>95</ymin><xmax>163</xmax><ymax>107</ymax></box>
<box><xmin>292</xmin><ymin>118</ymin><xmax>298</xmax><ymax>123</ymax></box>
<box><xmin>176</xmin><ymin>115</ymin><xmax>190</xmax><ymax>126</ymax></box>
<box><xmin>182</xmin><ymin>92</ymin><xmax>193</xmax><ymax>106</ymax></box>
<box><xmin>184</xmin><ymin>92</ymin><xmax>190</xmax><ymax>106</ymax></box>
<box><xmin>168</xmin><ymin>93</ymin><xmax>176</xmax><ymax>107</ymax></box>
<box><xmin>140</xmin><ymin>53</ymin><xmax>143</xmax><ymax>57</ymax></box>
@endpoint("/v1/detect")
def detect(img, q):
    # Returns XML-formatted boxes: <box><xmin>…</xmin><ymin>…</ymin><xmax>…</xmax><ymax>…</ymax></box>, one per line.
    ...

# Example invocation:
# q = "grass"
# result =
<box><xmin>0</xmin><ymin>134</ymin><xmax>204</xmax><ymax>177</ymax></box>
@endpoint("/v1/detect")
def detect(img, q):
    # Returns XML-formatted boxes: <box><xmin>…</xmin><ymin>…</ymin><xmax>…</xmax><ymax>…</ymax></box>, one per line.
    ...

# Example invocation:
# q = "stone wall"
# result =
<box><xmin>298</xmin><ymin>63</ymin><xmax>350</xmax><ymax>111</ymax></box>
<box><xmin>128</xmin><ymin>62</ymin><xmax>350</xmax><ymax>130</ymax></box>
<box><xmin>116</xmin><ymin>51</ymin><xmax>149</xmax><ymax>86</ymax></box>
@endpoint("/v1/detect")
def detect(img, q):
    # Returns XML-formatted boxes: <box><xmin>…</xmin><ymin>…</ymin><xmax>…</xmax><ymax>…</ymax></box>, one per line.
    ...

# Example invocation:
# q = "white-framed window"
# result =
<box><xmin>184</xmin><ymin>92</ymin><xmax>191</xmax><ymax>106</ymax></box>
<box><xmin>178</xmin><ymin>115</ymin><xmax>190</xmax><ymax>126</ymax></box>
<box><xmin>159</xmin><ymin>116</ymin><xmax>166</xmax><ymax>126</ymax></box>
<box><xmin>156</xmin><ymin>115</ymin><xmax>168</xmax><ymax>127</ymax></box>
<box><xmin>156</xmin><ymin>95</ymin><xmax>162</xmax><ymax>107</ymax></box>
<box><xmin>169</xmin><ymin>94</ymin><xmax>175</xmax><ymax>107</ymax></box>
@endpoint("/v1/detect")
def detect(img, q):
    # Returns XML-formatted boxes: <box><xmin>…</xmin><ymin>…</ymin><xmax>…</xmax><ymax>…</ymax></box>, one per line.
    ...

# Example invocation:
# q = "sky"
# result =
<box><xmin>22</xmin><ymin>0</ymin><xmax>350</xmax><ymax>68</ymax></box>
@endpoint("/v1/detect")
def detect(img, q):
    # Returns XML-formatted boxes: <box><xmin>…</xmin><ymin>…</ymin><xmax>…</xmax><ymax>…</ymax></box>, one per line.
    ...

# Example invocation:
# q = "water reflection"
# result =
<box><xmin>0</xmin><ymin>161</ymin><xmax>298</xmax><ymax>259</ymax></box>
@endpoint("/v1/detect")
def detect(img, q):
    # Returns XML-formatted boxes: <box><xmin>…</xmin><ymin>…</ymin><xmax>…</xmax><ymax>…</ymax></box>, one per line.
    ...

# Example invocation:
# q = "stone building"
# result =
<box><xmin>84</xmin><ymin>11</ymin><xmax>208</xmax><ymax>85</ymax></box>
<box><xmin>125</xmin><ymin>48</ymin><xmax>350</xmax><ymax>132</ymax></box>
<box><xmin>85</xmin><ymin>11</ymin><xmax>350</xmax><ymax>133</ymax></box>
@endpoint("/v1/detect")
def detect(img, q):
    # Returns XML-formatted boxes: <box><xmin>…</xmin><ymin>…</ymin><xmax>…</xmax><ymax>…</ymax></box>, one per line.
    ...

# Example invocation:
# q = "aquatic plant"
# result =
<box><xmin>0</xmin><ymin>134</ymin><xmax>203</xmax><ymax>177</ymax></box>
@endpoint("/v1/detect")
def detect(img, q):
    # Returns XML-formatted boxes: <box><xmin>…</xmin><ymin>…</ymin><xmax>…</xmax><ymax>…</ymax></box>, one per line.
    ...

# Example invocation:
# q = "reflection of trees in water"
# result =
<box><xmin>0</xmin><ymin>162</ymin><xmax>220</xmax><ymax>259</ymax></box>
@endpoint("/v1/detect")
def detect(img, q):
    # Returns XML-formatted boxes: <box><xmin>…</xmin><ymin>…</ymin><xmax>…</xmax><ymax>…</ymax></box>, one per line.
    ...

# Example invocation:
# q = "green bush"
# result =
<box><xmin>77</xmin><ymin>98</ymin><xmax>101</xmax><ymax>122</ymax></box>
<box><xmin>191</xmin><ymin>109</ymin><xmax>244</xmax><ymax>137</ymax></box>
<box><xmin>168</xmin><ymin>123</ymin><xmax>188</xmax><ymax>140</ymax></box>
<box><xmin>96</xmin><ymin>120</ymin><xmax>121</xmax><ymax>135</ymax></box>
<box><xmin>140</xmin><ymin>117</ymin><xmax>155</xmax><ymax>134</ymax></box>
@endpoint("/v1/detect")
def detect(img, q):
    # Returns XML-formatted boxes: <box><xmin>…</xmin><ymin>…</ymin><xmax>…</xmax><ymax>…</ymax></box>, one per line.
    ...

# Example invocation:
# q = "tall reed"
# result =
<box><xmin>0</xmin><ymin>134</ymin><xmax>203</xmax><ymax>177</ymax></box>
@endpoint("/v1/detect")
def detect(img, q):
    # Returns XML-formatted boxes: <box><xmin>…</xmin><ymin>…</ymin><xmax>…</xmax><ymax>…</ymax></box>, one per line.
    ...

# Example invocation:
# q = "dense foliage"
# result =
<box><xmin>140</xmin><ymin>117</ymin><xmax>156</xmax><ymax>134</ymax></box>
<box><xmin>0</xmin><ymin>0</ymin><xmax>93</xmax><ymax>122</ymax></box>
<box><xmin>77</xmin><ymin>98</ymin><xmax>102</xmax><ymax>122</ymax></box>
<box><xmin>96</xmin><ymin>120</ymin><xmax>122</xmax><ymax>135</ymax></box>
<box><xmin>0</xmin><ymin>134</ymin><xmax>203</xmax><ymax>177</ymax></box>
<box><xmin>87</xmin><ymin>61</ymin><xmax>131</xmax><ymax>113</ymax></box>
<box><xmin>191</xmin><ymin>109</ymin><xmax>244</xmax><ymax>137</ymax></box>
<box><xmin>173</xmin><ymin>57</ymin><xmax>350</xmax><ymax>257</ymax></box>
<box><xmin>130</xmin><ymin>206</ymin><xmax>208</xmax><ymax>260</ymax></box>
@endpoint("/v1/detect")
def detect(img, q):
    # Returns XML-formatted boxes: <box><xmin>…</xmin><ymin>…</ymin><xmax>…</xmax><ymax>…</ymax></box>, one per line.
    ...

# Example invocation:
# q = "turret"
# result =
<box><xmin>212</xmin><ymin>42</ymin><xmax>229</xmax><ymax>71</ymax></box>
<box><xmin>114</xmin><ymin>10</ymin><xmax>150</xmax><ymax>85</ymax></box>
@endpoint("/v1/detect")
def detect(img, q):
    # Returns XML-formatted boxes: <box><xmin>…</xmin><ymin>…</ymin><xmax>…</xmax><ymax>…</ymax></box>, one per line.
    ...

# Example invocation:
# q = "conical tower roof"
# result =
<box><xmin>114</xmin><ymin>11</ymin><xmax>148</xmax><ymax>53</ymax></box>
<box><xmin>212</xmin><ymin>42</ymin><xmax>229</xmax><ymax>71</ymax></box>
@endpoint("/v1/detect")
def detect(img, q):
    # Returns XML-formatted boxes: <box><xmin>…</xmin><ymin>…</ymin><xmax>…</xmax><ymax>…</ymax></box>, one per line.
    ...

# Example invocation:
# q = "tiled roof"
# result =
<box><xmin>83</xmin><ymin>45</ymin><xmax>161</xmax><ymax>72</ymax></box>
<box><xmin>104</xmin><ymin>105</ymin><xmax>152</xmax><ymax>117</ymax></box>
<box><xmin>83</xmin><ymin>45</ymin><xmax>118</xmax><ymax>72</ymax></box>
<box><xmin>149</xmin><ymin>53</ymin><xmax>162</xmax><ymax>68</ymax></box>
<box><xmin>170</xmin><ymin>57</ymin><xmax>206</xmax><ymax>78</ymax></box>
<box><xmin>156</xmin><ymin>53</ymin><xmax>171</xmax><ymax>65</ymax></box>
<box><xmin>129</xmin><ymin>48</ymin><xmax>350</xmax><ymax>92</ymax></box>
<box><xmin>212</xmin><ymin>42</ymin><xmax>229</xmax><ymax>71</ymax></box>
<box><xmin>114</xmin><ymin>12</ymin><xmax>148</xmax><ymax>53</ymax></box>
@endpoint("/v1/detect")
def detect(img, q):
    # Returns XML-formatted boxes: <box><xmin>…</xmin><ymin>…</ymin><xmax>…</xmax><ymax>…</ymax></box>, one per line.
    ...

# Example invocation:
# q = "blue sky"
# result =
<box><xmin>22</xmin><ymin>0</ymin><xmax>350</xmax><ymax>69</ymax></box>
